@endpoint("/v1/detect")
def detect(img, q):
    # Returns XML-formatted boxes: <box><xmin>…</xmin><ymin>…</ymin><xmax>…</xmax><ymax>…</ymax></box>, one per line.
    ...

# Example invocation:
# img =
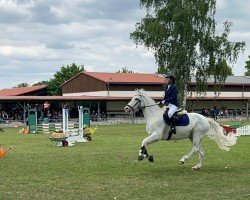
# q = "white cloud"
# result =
<box><xmin>0</xmin><ymin>0</ymin><xmax>249</xmax><ymax>89</ymax></box>
<box><xmin>216</xmin><ymin>0</ymin><xmax>227</xmax><ymax>9</ymax></box>
<box><xmin>0</xmin><ymin>45</ymin><xmax>43</xmax><ymax>57</ymax></box>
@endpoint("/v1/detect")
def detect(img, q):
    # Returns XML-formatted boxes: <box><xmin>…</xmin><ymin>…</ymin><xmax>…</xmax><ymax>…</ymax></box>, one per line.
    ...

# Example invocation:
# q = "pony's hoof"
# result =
<box><xmin>179</xmin><ymin>161</ymin><xmax>185</xmax><ymax>165</ymax></box>
<box><xmin>138</xmin><ymin>155</ymin><xmax>144</xmax><ymax>161</ymax></box>
<box><xmin>192</xmin><ymin>166</ymin><xmax>200</xmax><ymax>171</ymax></box>
<box><xmin>148</xmin><ymin>155</ymin><xmax>154</xmax><ymax>162</ymax></box>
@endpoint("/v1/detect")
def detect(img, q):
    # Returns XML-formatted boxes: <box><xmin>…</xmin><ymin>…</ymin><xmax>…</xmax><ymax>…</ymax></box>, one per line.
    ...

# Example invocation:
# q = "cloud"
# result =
<box><xmin>0</xmin><ymin>0</ymin><xmax>28</xmax><ymax>24</ymax></box>
<box><xmin>45</xmin><ymin>41</ymin><xmax>74</xmax><ymax>49</ymax></box>
<box><xmin>214</xmin><ymin>0</ymin><xmax>250</xmax><ymax>73</ymax></box>
<box><xmin>0</xmin><ymin>0</ymin><xmax>248</xmax><ymax>89</ymax></box>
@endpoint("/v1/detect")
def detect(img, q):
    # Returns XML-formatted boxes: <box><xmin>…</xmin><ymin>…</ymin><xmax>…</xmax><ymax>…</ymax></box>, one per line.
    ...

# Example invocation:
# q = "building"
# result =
<box><xmin>187</xmin><ymin>75</ymin><xmax>250</xmax><ymax>114</ymax></box>
<box><xmin>0</xmin><ymin>72</ymin><xmax>249</xmax><ymax>119</ymax></box>
<box><xmin>61</xmin><ymin>72</ymin><xmax>165</xmax><ymax>115</ymax></box>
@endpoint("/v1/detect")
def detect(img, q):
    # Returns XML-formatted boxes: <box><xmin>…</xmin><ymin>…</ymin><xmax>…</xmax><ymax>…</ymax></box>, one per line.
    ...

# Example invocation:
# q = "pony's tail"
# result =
<box><xmin>206</xmin><ymin>118</ymin><xmax>237</xmax><ymax>151</ymax></box>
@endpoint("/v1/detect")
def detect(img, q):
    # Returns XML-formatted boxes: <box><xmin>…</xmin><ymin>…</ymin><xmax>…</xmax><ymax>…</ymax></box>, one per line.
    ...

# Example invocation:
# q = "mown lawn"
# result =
<box><xmin>0</xmin><ymin>124</ymin><xmax>249</xmax><ymax>200</ymax></box>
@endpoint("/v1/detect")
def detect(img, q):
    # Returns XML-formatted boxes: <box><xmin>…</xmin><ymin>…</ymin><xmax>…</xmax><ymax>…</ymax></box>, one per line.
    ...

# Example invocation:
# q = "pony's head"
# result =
<box><xmin>124</xmin><ymin>89</ymin><xmax>148</xmax><ymax>114</ymax></box>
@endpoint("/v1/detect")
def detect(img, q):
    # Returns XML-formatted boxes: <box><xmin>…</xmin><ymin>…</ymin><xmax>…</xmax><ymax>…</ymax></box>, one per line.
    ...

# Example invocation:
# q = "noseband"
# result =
<box><xmin>126</xmin><ymin>99</ymin><xmax>142</xmax><ymax>112</ymax></box>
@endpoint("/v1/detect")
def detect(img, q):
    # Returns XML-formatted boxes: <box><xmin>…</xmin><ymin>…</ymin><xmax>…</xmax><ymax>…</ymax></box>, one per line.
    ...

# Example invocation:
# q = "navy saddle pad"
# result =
<box><xmin>163</xmin><ymin>114</ymin><xmax>190</xmax><ymax>126</ymax></box>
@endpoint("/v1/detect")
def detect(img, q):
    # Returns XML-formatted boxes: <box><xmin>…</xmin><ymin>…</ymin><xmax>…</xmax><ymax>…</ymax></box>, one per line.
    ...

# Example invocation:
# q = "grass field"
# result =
<box><xmin>0</xmin><ymin>124</ymin><xmax>249</xmax><ymax>200</ymax></box>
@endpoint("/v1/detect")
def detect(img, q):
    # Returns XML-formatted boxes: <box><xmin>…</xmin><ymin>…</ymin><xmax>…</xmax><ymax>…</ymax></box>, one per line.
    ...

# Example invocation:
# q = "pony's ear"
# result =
<box><xmin>138</xmin><ymin>89</ymin><xmax>145</xmax><ymax>95</ymax></box>
<box><xmin>135</xmin><ymin>88</ymin><xmax>145</xmax><ymax>95</ymax></box>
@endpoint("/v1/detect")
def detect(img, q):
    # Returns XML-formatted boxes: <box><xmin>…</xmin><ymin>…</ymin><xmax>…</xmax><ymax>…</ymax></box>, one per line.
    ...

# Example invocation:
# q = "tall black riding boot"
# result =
<box><xmin>169</xmin><ymin>117</ymin><xmax>176</xmax><ymax>134</ymax></box>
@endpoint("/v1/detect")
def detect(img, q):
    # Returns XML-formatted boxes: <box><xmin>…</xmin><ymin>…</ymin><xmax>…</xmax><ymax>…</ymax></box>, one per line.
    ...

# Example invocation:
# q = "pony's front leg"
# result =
<box><xmin>138</xmin><ymin>146</ymin><xmax>149</xmax><ymax>161</ymax></box>
<box><xmin>138</xmin><ymin>132</ymin><xmax>162</xmax><ymax>162</ymax></box>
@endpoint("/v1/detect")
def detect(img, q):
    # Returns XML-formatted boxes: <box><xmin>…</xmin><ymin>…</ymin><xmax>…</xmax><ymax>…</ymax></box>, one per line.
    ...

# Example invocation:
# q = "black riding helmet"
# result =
<box><xmin>165</xmin><ymin>74</ymin><xmax>176</xmax><ymax>83</ymax></box>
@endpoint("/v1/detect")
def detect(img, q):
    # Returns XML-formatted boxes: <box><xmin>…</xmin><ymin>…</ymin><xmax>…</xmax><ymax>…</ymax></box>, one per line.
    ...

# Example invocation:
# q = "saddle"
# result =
<box><xmin>163</xmin><ymin>109</ymin><xmax>190</xmax><ymax>126</ymax></box>
<box><xmin>163</xmin><ymin>109</ymin><xmax>190</xmax><ymax>140</ymax></box>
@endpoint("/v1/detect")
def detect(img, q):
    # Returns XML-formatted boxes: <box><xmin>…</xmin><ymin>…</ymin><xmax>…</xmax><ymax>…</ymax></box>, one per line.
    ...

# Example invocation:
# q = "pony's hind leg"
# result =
<box><xmin>192</xmin><ymin>146</ymin><xmax>205</xmax><ymax>171</ymax></box>
<box><xmin>179</xmin><ymin>145</ymin><xmax>200</xmax><ymax>165</ymax></box>
<box><xmin>179</xmin><ymin>133</ymin><xmax>202</xmax><ymax>168</ymax></box>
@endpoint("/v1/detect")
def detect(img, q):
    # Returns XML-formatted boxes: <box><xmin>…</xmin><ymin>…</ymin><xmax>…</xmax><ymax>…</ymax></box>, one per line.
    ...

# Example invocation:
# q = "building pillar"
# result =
<box><xmin>247</xmin><ymin>100</ymin><xmax>249</xmax><ymax>121</ymax></box>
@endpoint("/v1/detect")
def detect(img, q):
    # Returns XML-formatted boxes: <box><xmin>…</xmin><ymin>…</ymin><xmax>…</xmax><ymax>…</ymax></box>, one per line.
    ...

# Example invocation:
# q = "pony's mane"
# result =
<box><xmin>135</xmin><ymin>89</ymin><xmax>156</xmax><ymax>105</ymax></box>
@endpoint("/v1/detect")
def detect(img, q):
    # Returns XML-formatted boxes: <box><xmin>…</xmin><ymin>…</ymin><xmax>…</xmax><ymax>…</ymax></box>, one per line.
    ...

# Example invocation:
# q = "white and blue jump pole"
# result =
<box><xmin>62</xmin><ymin>108</ymin><xmax>69</xmax><ymax>133</ymax></box>
<box><xmin>62</xmin><ymin>107</ymin><xmax>86</xmax><ymax>145</ymax></box>
<box><xmin>78</xmin><ymin>106</ymin><xmax>84</xmax><ymax>138</ymax></box>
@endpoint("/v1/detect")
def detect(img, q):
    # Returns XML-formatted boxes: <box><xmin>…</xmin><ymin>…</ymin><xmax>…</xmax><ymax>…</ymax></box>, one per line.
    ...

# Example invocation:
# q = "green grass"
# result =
<box><xmin>0</xmin><ymin>124</ymin><xmax>249</xmax><ymax>200</ymax></box>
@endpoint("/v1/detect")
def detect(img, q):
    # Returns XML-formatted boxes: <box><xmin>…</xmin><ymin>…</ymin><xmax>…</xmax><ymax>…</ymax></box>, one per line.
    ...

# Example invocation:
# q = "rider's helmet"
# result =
<box><xmin>165</xmin><ymin>74</ymin><xmax>176</xmax><ymax>83</ymax></box>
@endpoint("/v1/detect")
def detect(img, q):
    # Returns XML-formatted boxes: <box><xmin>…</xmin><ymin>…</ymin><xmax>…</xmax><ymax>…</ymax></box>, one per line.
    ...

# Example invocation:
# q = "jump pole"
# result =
<box><xmin>62</xmin><ymin>108</ymin><xmax>69</xmax><ymax>133</ymax></box>
<box><xmin>78</xmin><ymin>106</ymin><xmax>84</xmax><ymax>138</ymax></box>
<box><xmin>62</xmin><ymin>107</ymin><xmax>86</xmax><ymax>146</ymax></box>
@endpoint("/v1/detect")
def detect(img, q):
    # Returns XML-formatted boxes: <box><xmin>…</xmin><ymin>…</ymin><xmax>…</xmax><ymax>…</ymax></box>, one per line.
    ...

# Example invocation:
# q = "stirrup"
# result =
<box><xmin>169</xmin><ymin>126</ymin><xmax>176</xmax><ymax>134</ymax></box>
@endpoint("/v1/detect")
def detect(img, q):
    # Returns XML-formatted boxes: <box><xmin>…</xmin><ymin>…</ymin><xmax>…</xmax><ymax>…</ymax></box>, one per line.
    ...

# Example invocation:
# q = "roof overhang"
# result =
<box><xmin>0</xmin><ymin>95</ymin><xmax>248</xmax><ymax>102</ymax></box>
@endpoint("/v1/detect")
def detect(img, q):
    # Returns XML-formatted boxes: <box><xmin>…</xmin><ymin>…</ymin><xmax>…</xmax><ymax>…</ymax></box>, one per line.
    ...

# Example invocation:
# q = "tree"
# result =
<box><xmin>130</xmin><ymin>0</ymin><xmax>245</xmax><ymax>106</ymax></box>
<box><xmin>33</xmin><ymin>81</ymin><xmax>49</xmax><ymax>86</ymax></box>
<box><xmin>47</xmin><ymin>63</ymin><xmax>85</xmax><ymax>95</ymax></box>
<box><xmin>245</xmin><ymin>56</ymin><xmax>250</xmax><ymax>76</ymax></box>
<box><xmin>116</xmin><ymin>67</ymin><xmax>134</xmax><ymax>73</ymax></box>
<box><xmin>13</xmin><ymin>83</ymin><xmax>29</xmax><ymax>88</ymax></box>
<box><xmin>208</xmin><ymin>60</ymin><xmax>233</xmax><ymax>76</ymax></box>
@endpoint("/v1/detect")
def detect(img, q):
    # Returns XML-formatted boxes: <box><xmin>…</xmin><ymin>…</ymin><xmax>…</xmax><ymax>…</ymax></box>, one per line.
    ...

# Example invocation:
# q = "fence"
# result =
<box><xmin>236</xmin><ymin>125</ymin><xmax>250</xmax><ymax>136</ymax></box>
<box><xmin>2</xmin><ymin>117</ymin><xmax>249</xmax><ymax>136</ymax></box>
<box><xmin>37</xmin><ymin>123</ymin><xmax>79</xmax><ymax>134</ymax></box>
<box><xmin>36</xmin><ymin>117</ymin><xmax>145</xmax><ymax>133</ymax></box>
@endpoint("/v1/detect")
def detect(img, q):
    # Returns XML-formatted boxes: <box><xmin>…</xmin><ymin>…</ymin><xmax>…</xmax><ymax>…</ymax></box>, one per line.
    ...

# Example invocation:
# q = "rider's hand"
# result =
<box><xmin>162</xmin><ymin>106</ymin><xmax>167</xmax><ymax>112</ymax></box>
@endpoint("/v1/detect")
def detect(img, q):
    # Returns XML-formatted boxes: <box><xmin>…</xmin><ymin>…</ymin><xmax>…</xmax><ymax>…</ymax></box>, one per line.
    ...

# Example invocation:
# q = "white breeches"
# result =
<box><xmin>168</xmin><ymin>103</ymin><xmax>178</xmax><ymax>118</ymax></box>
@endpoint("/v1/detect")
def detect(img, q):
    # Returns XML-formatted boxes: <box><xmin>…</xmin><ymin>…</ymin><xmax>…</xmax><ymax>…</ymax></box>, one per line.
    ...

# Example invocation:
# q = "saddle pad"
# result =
<box><xmin>163</xmin><ymin>114</ymin><xmax>190</xmax><ymax>126</ymax></box>
<box><xmin>174</xmin><ymin>114</ymin><xmax>190</xmax><ymax>126</ymax></box>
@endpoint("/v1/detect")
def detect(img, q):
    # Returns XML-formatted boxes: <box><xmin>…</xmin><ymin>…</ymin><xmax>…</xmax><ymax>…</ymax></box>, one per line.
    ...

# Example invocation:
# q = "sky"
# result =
<box><xmin>0</xmin><ymin>0</ymin><xmax>249</xmax><ymax>89</ymax></box>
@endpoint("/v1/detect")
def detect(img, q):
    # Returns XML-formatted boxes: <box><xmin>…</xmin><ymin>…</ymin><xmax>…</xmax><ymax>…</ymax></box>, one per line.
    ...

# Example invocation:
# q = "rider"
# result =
<box><xmin>162</xmin><ymin>74</ymin><xmax>179</xmax><ymax>134</ymax></box>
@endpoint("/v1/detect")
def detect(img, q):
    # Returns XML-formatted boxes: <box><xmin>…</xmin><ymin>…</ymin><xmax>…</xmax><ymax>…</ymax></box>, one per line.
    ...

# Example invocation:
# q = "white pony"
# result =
<box><xmin>124</xmin><ymin>89</ymin><xmax>237</xmax><ymax>170</ymax></box>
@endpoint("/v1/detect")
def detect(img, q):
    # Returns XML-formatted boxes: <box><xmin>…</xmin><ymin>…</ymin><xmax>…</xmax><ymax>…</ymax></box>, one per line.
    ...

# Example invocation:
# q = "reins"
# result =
<box><xmin>140</xmin><ymin>103</ymin><xmax>158</xmax><ymax>109</ymax></box>
<box><xmin>126</xmin><ymin>94</ymin><xmax>158</xmax><ymax>111</ymax></box>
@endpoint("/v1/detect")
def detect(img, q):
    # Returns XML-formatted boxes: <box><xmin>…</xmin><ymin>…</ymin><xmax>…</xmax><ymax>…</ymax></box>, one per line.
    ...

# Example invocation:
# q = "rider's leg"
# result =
<box><xmin>168</xmin><ymin>104</ymin><xmax>178</xmax><ymax>134</ymax></box>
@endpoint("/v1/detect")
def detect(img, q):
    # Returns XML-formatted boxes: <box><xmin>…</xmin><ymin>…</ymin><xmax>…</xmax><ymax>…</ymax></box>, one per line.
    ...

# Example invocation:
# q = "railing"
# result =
<box><xmin>237</xmin><ymin>125</ymin><xmax>250</xmax><ymax>136</ymax></box>
<box><xmin>0</xmin><ymin>116</ymin><xmax>146</xmax><ymax>129</ymax></box>
<box><xmin>0</xmin><ymin>114</ymin><xmax>248</xmax><ymax>129</ymax></box>
<box><xmin>91</xmin><ymin>117</ymin><xmax>146</xmax><ymax>125</ymax></box>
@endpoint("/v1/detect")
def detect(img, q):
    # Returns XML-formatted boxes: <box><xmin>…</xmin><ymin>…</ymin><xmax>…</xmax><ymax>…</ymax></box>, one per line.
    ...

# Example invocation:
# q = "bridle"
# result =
<box><xmin>126</xmin><ymin>95</ymin><xmax>158</xmax><ymax>112</ymax></box>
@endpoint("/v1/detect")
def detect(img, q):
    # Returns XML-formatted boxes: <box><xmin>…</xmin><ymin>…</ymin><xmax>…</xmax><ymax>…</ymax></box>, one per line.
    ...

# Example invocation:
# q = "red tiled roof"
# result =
<box><xmin>0</xmin><ymin>95</ymin><xmax>161</xmax><ymax>101</ymax></box>
<box><xmin>61</xmin><ymin>71</ymin><xmax>165</xmax><ymax>86</ymax></box>
<box><xmin>0</xmin><ymin>85</ymin><xmax>46</xmax><ymax>96</ymax></box>
<box><xmin>84</xmin><ymin>72</ymin><xmax>165</xmax><ymax>84</ymax></box>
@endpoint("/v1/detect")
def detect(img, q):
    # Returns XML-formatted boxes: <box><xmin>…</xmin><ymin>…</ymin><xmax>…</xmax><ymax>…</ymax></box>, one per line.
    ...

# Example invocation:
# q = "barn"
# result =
<box><xmin>187</xmin><ymin>75</ymin><xmax>250</xmax><ymax>114</ymax></box>
<box><xmin>61</xmin><ymin>72</ymin><xmax>165</xmax><ymax>116</ymax></box>
<box><xmin>0</xmin><ymin>72</ymin><xmax>249</xmax><ymax>121</ymax></box>
<box><xmin>61</xmin><ymin>71</ymin><xmax>250</xmax><ymax>117</ymax></box>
